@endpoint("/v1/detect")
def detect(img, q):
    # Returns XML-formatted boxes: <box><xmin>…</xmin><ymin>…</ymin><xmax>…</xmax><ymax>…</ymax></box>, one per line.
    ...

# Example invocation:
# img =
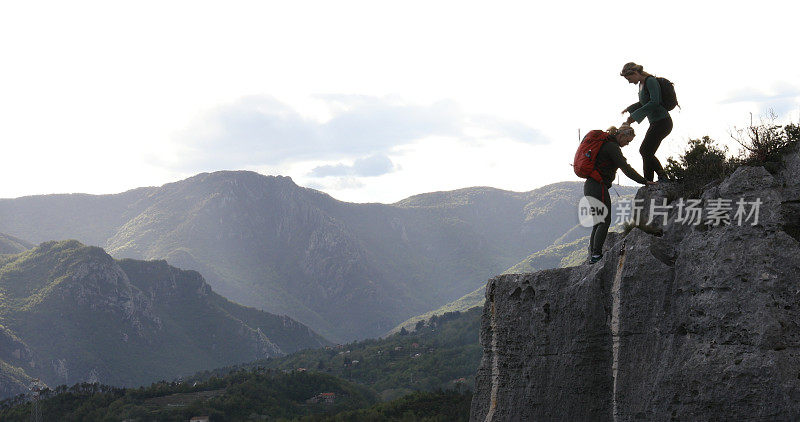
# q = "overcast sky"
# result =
<box><xmin>1</xmin><ymin>1</ymin><xmax>799</xmax><ymax>203</ymax></box>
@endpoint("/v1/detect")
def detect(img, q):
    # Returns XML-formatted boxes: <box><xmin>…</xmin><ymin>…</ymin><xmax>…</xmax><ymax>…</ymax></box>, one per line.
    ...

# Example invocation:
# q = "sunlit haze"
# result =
<box><xmin>2</xmin><ymin>1</ymin><xmax>798</xmax><ymax>203</ymax></box>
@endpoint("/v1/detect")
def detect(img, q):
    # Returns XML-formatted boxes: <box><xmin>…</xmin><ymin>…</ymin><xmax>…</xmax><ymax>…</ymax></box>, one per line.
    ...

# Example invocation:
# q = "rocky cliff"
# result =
<box><xmin>471</xmin><ymin>147</ymin><xmax>800</xmax><ymax>420</ymax></box>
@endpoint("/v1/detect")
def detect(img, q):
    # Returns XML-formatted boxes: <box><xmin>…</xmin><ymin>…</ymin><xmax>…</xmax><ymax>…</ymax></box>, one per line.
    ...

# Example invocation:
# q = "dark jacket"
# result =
<box><xmin>595</xmin><ymin>135</ymin><xmax>648</xmax><ymax>187</ymax></box>
<box><xmin>626</xmin><ymin>76</ymin><xmax>669</xmax><ymax>124</ymax></box>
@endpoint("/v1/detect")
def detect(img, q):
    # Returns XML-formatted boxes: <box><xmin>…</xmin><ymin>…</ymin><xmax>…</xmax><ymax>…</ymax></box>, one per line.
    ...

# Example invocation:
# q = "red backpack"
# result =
<box><xmin>573</xmin><ymin>130</ymin><xmax>609</xmax><ymax>183</ymax></box>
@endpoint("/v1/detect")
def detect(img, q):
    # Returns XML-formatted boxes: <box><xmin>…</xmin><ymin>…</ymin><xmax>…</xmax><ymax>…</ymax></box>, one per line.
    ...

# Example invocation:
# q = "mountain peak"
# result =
<box><xmin>159</xmin><ymin>171</ymin><xmax>343</xmax><ymax>207</ymax></box>
<box><xmin>167</xmin><ymin>171</ymin><xmax>299</xmax><ymax>194</ymax></box>
<box><xmin>186</xmin><ymin>170</ymin><xmax>294</xmax><ymax>185</ymax></box>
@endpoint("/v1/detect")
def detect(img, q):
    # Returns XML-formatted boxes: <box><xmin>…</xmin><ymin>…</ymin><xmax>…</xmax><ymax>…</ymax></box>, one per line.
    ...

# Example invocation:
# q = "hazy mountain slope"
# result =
<box><xmin>189</xmin><ymin>307</ymin><xmax>483</xmax><ymax>402</ymax></box>
<box><xmin>0</xmin><ymin>234</ymin><xmax>32</xmax><ymax>255</ymax></box>
<box><xmin>386</xmin><ymin>287</ymin><xmax>486</xmax><ymax>337</ymax></box>
<box><xmin>0</xmin><ymin>188</ymin><xmax>155</xmax><ymax>247</ymax></box>
<box><xmin>0</xmin><ymin>326</ymin><xmax>34</xmax><ymax>398</ymax></box>
<box><xmin>0</xmin><ymin>172</ymin><xmax>635</xmax><ymax>341</ymax></box>
<box><xmin>350</xmin><ymin>183</ymin><xmax>589</xmax><ymax>300</ymax></box>
<box><xmin>388</xmin><ymin>234</ymin><xmax>594</xmax><ymax>335</ymax></box>
<box><xmin>503</xmin><ymin>235</ymin><xmax>589</xmax><ymax>273</ymax></box>
<box><xmin>101</xmin><ymin>175</ymin><xmax>597</xmax><ymax>341</ymax></box>
<box><xmin>388</xmin><ymin>188</ymin><xmax>638</xmax><ymax>335</ymax></box>
<box><xmin>395</xmin><ymin>182</ymin><xmax>589</xmax><ymax>258</ymax></box>
<box><xmin>105</xmin><ymin>173</ymin><xmax>395</xmax><ymax>341</ymax></box>
<box><xmin>0</xmin><ymin>241</ymin><xmax>327</xmax><ymax>398</ymax></box>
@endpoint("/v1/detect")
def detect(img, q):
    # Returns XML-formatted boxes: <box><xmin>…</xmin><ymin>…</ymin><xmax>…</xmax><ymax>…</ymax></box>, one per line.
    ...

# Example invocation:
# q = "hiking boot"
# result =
<box><xmin>590</xmin><ymin>254</ymin><xmax>603</xmax><ymax>264</ymax></box>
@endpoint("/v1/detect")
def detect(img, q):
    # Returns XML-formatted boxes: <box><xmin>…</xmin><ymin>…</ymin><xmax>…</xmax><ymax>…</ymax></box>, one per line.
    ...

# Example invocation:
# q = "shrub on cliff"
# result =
<box><xmin>665</xmin><ymin>121</ymin><xmax>799</xmax><ymax>197</ymax></box>
<box><xmin>732</xmin><ymin>116</ymin><xmax>799</xmax><ymax>171</ymax></box>
<box><xmin>664</xmin><ymin>136</ymin><xmax>736</xmax><ymax>197</ymax></box>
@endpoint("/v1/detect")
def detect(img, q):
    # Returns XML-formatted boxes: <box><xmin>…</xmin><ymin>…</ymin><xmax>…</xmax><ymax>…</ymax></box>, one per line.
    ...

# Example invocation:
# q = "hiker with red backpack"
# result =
<box><xmin>620</xmin><ymin>62</ymin><xmax>678</xmax><ymax>182</ymax></box>
<box><xmin>574</xmin><ymin>125</ymin><xmax>655</xmax><ymax>263</ymax></box>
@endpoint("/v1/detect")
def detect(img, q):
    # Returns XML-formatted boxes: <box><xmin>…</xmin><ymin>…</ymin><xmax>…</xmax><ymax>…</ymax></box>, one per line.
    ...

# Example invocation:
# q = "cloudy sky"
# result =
<box><xmin>1</xmin><ymin>1</ymin><xmax>799</xmax><ymax>203</ymax></box>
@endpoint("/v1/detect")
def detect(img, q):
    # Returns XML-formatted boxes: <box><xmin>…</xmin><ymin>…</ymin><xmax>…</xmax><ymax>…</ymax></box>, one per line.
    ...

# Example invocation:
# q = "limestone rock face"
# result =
<box><xmin>471</xmin><ymin>147</ymin><xmax>800</xmax><ymax>421</ymax></box>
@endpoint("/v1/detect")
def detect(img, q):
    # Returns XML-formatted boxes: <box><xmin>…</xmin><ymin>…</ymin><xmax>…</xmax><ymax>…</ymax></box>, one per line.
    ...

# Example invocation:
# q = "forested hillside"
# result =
<box><xmin>0</xmin><ymin>240</ymin><xmax>327</xmax><ymax>398</ymax></box>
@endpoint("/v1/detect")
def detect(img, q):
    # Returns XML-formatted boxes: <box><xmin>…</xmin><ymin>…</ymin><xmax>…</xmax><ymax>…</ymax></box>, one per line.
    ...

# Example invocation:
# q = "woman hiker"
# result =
<box><xmin>620</xmin><ymin>62</ymin><xmax>673</xmax><ymax>182</ymax></box>
<box><xmin>585</xmin><ymin>125</ymin><xmax>655</xmax><ymax>264</ymax></box>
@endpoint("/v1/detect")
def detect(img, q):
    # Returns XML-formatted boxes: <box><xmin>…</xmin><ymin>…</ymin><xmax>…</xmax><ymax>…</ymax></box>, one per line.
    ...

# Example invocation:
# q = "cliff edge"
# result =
<box><xmin>470</xmin><ymin>146</ymin><xmax>800</xmax><ymax>421</ymax></box>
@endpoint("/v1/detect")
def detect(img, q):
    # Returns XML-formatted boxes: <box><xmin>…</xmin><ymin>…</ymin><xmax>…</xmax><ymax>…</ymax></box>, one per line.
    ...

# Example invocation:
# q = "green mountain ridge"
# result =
<box><xmin>0</xmin><ymin>308</ymin><xmax>482</xmax><ymax>420</ymax></box>
<box><xmin>388</xmin><ymin>189</ymin><xmax>637</xmax><ymax>336</ymax></box>
<box><xmin>0</xmin><ymin>370</ymin><xmax>379</xmax><ymax>421</ymax></box>
<box><xmin>178</xmin><ymin>306</ymin><xmax>483</xmax><ymax>404</ymax></box>
<box><xmin>0</xmin><ymin>234</ymin><xmax>31</xmax><ymax>255</ymax></box>
<box><xmin>387</xmin><ymin>234</ymin><xmax>593</xmax><ymax>335</ymax></box>
<box><xmin>0</xmin><ymin>240</ymin><xmax>327</xmax><ymax>399</ymax></box>
<box><xmin>0</xmin><ymin>172</ymin><xmax>637</xmax><ymax>341</ymax></box>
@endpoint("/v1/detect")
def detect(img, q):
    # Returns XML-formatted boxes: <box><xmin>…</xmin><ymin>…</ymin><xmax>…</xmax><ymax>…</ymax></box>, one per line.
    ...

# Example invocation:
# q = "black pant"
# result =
<box><xmin>639</xmin><ymin>114</ymin><xmax>673</xmax><ymax>181</ymax></box>
<box><xmin>584</xmin><ymin>178</ymin><xmax>611</xmax><ymax>256</ymax></box>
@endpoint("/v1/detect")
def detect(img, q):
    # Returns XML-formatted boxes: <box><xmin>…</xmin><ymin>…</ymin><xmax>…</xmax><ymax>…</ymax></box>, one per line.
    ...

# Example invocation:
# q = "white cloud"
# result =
<box><xmin>722</xmin><ymin>83</ymin><xmax>800</xmax><ymax>105</ymax></box>
<box><xmin>1</xmin><ymin>1</ymin><xmax>799</xmax><ymax>201</ymax></box>
<box><xmin>719</xmin><ymin>83</ymin><xmax>800</xmax><ymax>121</ymax></box>
<box><xmin>310</xmin><ymin>154</ymin><xmax>397</xmax><ymax>178</ymax></box>
<box><xmin>167</xmin><ymin>95</ymin><xmax>548</xmax><ymax>174</ymax></box>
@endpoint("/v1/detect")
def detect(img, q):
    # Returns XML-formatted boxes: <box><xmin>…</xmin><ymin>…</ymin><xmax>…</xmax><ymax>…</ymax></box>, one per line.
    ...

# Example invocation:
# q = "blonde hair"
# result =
<box><xmin>620</xmin><ymin>62</ymin><xmax>653</xmax><ymax>78</ymax></box>
<box><xmin>607</xmin><ymin>124</ymin><xmax>635</xmax><ymax>138</ymax></box>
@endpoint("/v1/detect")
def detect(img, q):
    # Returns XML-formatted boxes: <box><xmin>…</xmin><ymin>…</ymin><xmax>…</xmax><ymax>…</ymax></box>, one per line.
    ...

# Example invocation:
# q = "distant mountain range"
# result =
<box><xmin>0</xmin><ymin>240</ymin><xmax>327</xmax><ymax>398</ymax></box>
<box><xmin>0</xmin><ymin>234</ymin><xmax>31</xmax><ymax>255</ymax></box>
<box><xmin>388</xmin><ymin>234</ymin><xmax>594</xmax><ymax>335</ymax></box>
<box><xmin>0</xmin><ymin>172</ymin><xmax>636</xmax><ymax>341</ymax></box>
